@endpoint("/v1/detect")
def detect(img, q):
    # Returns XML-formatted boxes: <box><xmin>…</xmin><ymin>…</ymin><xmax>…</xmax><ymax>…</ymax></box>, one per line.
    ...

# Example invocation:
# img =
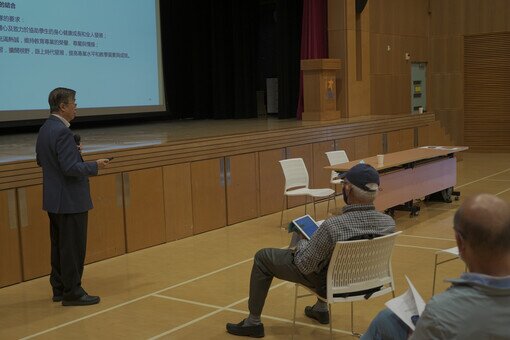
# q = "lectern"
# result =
<box><xmin>301</xmin><ymin>59</ymin><xmax>342</xmax><ymax>121</ymax></box>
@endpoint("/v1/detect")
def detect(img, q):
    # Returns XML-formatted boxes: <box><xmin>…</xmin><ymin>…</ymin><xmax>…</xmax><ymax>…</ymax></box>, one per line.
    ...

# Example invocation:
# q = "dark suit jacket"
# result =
<box><xmin>36</xmin><ymin>115</ymin><xmax>98</xmax><ymax>214</ymax></box>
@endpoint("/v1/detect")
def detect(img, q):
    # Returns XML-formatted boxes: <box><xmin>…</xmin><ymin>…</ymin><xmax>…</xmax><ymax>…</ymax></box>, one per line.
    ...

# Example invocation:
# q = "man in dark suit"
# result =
<box><xmin>36</xmin><ymin>87</ymin><xmax>110</xmax><ymax>306</ymax></box>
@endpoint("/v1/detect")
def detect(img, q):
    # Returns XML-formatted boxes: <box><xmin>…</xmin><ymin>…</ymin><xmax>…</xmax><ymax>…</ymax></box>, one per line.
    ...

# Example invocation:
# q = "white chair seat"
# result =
<box><xmin>307</xmin><ymin>188</ymin><xmax>335</xmax><ymax>197</ymax></box>
<box><xmin>285</xmin><ymin>188</ymin><xmax>333</xmax><ymax>197</ymax></box>
<box><xmin>284</xmin><ymin>188</ymin><xmax>314</xmax><ymax>196</ymax></box>
<box><xmin>330</xmin><ymin>178</ymin><xmax>343</xmax><ymax>185</ymax></box>
<box><xmin>279</xmin><ymin>158</ymin><xmax>335</xmax><ymax>227</ymax></box>
<box><xmin>432</xmin><ymin>246</ymin><xmax>465</xmax><ymax>295</ymax></box>
<box><xmin>442</xmin><ymin>246</ymin><xmax>459</xmax><ymax>256</ymax></box>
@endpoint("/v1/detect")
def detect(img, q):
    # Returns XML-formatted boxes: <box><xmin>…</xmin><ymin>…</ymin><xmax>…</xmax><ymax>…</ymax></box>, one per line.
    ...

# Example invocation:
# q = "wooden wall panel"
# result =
<box><xmin>370</xmin><ymin>75</ymin><xmax>392</xmax><ymax>115</ymax></box>
<box><xmin>371</xmin><ymin>34</ymin><xmax>394</xmax><ymax>75</ymax></box>
<box><xmin>418</xmin><ymin>125</ymin><xmax>430</xmax><ymax>146</ymax></box>
<box><xmin>387</xmin><ymin>128</ymin><xmax>415</xmax><ymax>153</ymax></box>
<box><xmin>368</xmin><ymin>0</ymin><xmax>429</xmax><ymax>116</ymax></box>
<box><xmin>464</xmin><ymin>32</ymin><xmax>510</xmax><ymax>151</ymax></box>
<box><xmin>124</xmin><ymin>168</ymin><xmax>166</xmax><ymax>252</ymax></box>
<box><xmin>258</xmin><ymin>149</ymin><xmax>285</xmax><ymax>216</ymax></box>
<box><xmin>226</xmin><ymin>153</ymin><xmax>258</xmax><ymax>225</ymax></box>
<box><xmin>18</xmin><ymin>185</ymin><xmax>51</xmax><ymax>280</ymax></box>
<box><xmin>465</xmin><ymin>0</ymin><xmax>510</xmax><ymax>35</ymax></box>
<box><xmin>368</xmin><ymin>133</ymin><xmax>384</xmax><ymax>156</ymax></box>
<box><xmin>335</xmin><ymin>137</ymin><xmax>355</xmax><ymax>160</ymax></box>
<box><xmin>312</xmin><ymin>141</ymin><xmax>335</xmax><ymax>191</ymax></box>
<box><xmin>464</xmin><ymin>0</ymin><xmax>482</xmax><ymax>35</ymax></box>
<box><xmin>86</xmin><ymin>174</ymin><xmax>125</xmax><ymax>263</ymax></box>
<box><xmin>0</xmin><ymin>190</ymin><xmax>22</xmax><ymax>287</ymax></box>
<box><xmin>354</xmin><ymin>135</ymin><xmax>369</xmax><ymax>159</ymax></box>
<box><xmin>163</xmin><ymin>163</ymin><xmax>193</xmax><ymax>241</ymax></box>
<box><xmin>191</xmin><ymin>158</ymin><xmax>227</xmax><ymax>234</ymax></box>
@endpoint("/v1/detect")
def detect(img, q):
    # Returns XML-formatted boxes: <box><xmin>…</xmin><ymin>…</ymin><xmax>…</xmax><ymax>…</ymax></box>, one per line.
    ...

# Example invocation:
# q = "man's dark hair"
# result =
<box><xmin>454</xmin><ymin>201</ymin><xmax>510</xmax><ymax>254</ymax></box>
<box><xmin>48</xmin><ymin>87</ymin><xmax>76</xmax><ymax>113</ymax></box>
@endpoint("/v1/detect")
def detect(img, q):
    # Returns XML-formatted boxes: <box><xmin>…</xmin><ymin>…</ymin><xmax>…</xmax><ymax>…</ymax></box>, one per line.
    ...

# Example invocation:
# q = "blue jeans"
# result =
<box><xmin>361</xmin><ymin>308</ymin><xmax>410</xmax><ymax>340</ymax></box>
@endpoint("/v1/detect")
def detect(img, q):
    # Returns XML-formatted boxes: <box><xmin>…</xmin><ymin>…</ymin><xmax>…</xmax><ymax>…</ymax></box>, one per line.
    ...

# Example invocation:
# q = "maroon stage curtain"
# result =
<box><xmin>296</xmin><ymin>0</ymin><xmax>328</xmax><ymax>119</ymax></box>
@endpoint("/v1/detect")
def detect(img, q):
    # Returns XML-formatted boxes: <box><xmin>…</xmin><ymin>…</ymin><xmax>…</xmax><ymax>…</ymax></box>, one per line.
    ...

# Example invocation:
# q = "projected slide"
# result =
<box><xmin>0</xmin><ymin>0</ymin><xmax>165</xmax><ymax>122</ymax></box>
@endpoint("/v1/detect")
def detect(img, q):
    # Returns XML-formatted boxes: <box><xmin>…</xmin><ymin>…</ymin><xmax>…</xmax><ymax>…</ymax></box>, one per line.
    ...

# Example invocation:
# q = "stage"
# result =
<box><xmin>0</xmin><ymin>114</ymin><xmax>434</xmax><ymax>165</ymax></box>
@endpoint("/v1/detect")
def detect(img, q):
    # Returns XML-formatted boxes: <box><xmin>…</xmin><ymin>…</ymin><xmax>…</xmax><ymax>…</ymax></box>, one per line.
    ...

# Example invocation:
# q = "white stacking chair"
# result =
<box><xmin>325</xmin><ymin>150</ymin><xmax>349</xmax><ymax>208</ymax></box>
<box><xmin>279</xmin><ymin>158</ymin><xmax>335</xmax><ymax>228</ymax></box>
<box><xmin>292</xmin><ymin>231</ymin><xmax>401</xmax><ymax>339</ymax></box>
<box><xmin>432</xmin><ymin>246</ymin><xmax>466</xmax><ymax>295</ymax></box>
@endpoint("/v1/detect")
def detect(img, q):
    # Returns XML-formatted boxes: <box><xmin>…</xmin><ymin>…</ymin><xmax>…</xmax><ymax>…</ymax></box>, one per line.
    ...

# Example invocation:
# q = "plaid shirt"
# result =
<box><xmin>294</xmin><ymin>204</ymin><xmax>396</xmax><ymax>275</ymax></box>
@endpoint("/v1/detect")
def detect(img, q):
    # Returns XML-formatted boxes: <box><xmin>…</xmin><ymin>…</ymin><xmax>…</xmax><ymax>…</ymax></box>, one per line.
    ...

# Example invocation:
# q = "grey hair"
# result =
<box><xmin>350</xmin><ymin>183</ymin><xmax>378</xmax><ymax>203</ymax></box>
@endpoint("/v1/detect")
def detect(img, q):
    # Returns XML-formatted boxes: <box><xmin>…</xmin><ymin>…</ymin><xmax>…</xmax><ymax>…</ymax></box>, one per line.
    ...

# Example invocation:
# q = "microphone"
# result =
<box><xmin>73</xmin><ymin>133</ymin><xmax>81</xmax><ymax>145</ymax></box>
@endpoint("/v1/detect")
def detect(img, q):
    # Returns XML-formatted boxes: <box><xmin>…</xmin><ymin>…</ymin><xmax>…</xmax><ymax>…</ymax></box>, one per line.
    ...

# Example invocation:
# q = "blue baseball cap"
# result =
<box><xmin>340</xmin><ymin>163</ymin><xmax>379</xmax><ymax>192</ymax></box>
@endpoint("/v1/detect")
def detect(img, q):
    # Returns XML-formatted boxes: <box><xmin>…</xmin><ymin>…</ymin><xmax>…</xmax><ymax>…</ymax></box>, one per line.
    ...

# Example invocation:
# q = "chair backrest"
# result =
<box><xmin>325</xmin><ymin>150</ymin><xmax>349</xmax><ymax>182</ymax></box>
<box><xmin>279</xmin><ymin>158</ymin><xmax>309</xmax><ymax>191</ymax></box>
<box><xmin>326</xmin><ymin>231</ymin><xmax>401</xmax><ymax>302</ymax></box>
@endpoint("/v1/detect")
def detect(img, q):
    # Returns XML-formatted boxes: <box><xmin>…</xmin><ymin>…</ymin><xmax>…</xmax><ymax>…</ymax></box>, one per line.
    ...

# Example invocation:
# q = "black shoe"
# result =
<box><xmin>304</xmin><ymin>306</ymin><xmax>329</xmax><ymax>324</ymax></box>
<box><xmin>62</xmin><ymin>294</ymin><xmax>100</xmax><ymax>306</ymax></box>
<box><xmin>226</xmin><ymin>319</ymin><xmax>265</xmax><ymax>338</ymax></box>
<box><xmin>52</xmin><ymin>295</ymin><xmax>63</xmax><ymax>302</ymax></box>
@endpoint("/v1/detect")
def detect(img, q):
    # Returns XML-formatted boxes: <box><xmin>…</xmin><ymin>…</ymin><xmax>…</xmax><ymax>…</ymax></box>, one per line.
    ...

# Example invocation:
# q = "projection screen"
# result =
<box><xmin>0</xmin><ymin>0</ymin><xmax>165</xmax><ymax>123</ymax></box>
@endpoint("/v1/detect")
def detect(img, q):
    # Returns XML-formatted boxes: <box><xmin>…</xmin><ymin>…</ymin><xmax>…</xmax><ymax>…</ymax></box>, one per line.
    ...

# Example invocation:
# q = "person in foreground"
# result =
<box><xmin>226</xmin><ymin>163</ymin><xmax>396</xmax><ymax>337</ymax></box>
<box><xmin>361</xmin><ymin>193</ymin><xmax>510</xmax><ymax>340</ymax></box>
<box><xmin>36</xmin><ymin>87</ymin><xmax>110</xmax><ymax>306</ymax></box>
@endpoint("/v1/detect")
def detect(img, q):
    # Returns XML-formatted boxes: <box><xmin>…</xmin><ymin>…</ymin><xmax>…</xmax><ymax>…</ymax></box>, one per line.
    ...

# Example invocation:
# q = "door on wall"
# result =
<box><xmin>411</xmin><ymin>62</ymin><xmax>427</xmax><ymax>113</ymax></box>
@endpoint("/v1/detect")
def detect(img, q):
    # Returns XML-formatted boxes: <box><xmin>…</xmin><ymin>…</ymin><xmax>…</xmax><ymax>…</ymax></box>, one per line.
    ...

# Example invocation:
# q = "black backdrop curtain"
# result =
<box><xmin>161</xmin><ymin>0</ymin><xmax>303</xmax><ymax>120</ymax></box>
<box><xmin>276</xmin><ymin>0</ymin><xmax>303</xmax><ymax>119</ymax></box>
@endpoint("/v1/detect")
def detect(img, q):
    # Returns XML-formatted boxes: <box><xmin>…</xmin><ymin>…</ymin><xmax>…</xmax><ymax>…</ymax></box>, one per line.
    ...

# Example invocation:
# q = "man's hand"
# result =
<box><xmin>96</xmin><ymin>158</ymin><xmax>110</xmax><ymax>169</ymax></box>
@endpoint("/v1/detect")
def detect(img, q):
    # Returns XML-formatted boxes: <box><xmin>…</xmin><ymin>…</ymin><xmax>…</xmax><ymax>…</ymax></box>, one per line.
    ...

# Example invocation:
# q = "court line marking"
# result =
<box><xmin>455</xmin><ymin>167</ymin><xmax>510</xmax><ymax>189</ymax></box>
<box><xmin>20</xmin><ymin>257</ymin><xmax>255</xmax><ymax>340</ymax></box>
<box><xmin>21</xmin><ymin>167</ymin><xmax>510</xmax><ymax>338</ymax></box>
<box><xmin>148</xmin><ymin>282</ymin><xmax>284</xmax><ymax>340</ymax></box>
<box><xmin>496</xmin><ymin>187</ymin><xmax>510</xmax><ymax>196</ymax></box>
<box><xmin>150</xmin><ymin>293</ymin><xmax>351</xmax><ymax>339</ymax></box>
<box><xmin>486</xmin><ymin>179</ymin><xmax>510</xmax><ymax>182</ymax></box>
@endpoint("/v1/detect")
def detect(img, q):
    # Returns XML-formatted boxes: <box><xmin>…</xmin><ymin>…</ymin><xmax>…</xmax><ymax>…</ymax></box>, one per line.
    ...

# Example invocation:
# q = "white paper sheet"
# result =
<box><xmin>385</xmin><ymin>276</ymin><xmax>425</xmax><ymax>330</ymax></box>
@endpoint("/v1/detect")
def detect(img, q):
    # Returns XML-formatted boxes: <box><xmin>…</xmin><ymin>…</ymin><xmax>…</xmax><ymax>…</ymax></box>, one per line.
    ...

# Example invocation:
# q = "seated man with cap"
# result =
<box><xmin>226</xmin><ymin>163</ymin><xmax>396</xmax><ymax>338</ymax></box>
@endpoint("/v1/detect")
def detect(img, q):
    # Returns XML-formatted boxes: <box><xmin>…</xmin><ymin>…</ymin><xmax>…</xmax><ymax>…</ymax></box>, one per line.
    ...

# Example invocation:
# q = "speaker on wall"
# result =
<box><xmin>356</xmin><ymin>0</ymin><xmax>368</xmax><ymax>13</ymax></box>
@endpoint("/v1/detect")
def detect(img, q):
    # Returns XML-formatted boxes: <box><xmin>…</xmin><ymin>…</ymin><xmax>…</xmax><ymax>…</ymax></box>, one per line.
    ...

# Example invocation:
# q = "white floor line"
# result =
<box><xmin>20</xmin><ymin>257</ymin><xmax>256</xmax><ymax>340</ymax></box>
<box><xmin>151</xmin><ymin>290</ymin><xmax>352</xmax><ymax>338</ymax></box>
<box><xmin>400</xmin><ymin>234</ymin><xmax>455</xmax><ymax>242</ymax></box>
<box><xmin>455</xmin><ymin>168</ymin><xmax>510</xmax><ymax>189</ymax></box>
<box><xmin>152</xmin><ymin>294</ymin><xmax>224</xmax><ymax>310</ymax></box>
<box><xmin>486</xmin><ymin>179</ymin><xmax>510</xmax><ymax>182</ymax></box>
<box><xmin>496</xmin><ymin>187</ymin><xmax>510</xmax><ymax>196</ymax></box>
<box><xmin>148</xmin><ymin>281</ymin><xmax>288</xmax><ymax>340</ymax></box>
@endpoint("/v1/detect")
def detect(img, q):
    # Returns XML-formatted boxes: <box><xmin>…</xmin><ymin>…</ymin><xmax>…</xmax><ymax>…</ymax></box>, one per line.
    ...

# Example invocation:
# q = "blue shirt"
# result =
<box><xmin>411</xmin><ymin>272</ymin><xmax>510</xmax><ymax>340</ymax></box>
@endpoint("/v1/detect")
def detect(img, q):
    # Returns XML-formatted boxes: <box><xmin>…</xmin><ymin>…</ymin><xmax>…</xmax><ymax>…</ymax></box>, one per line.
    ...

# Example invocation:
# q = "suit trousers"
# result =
<box><xmin>248</xmin><ymin>248</ymin><xmax>324</xmax><ymax>317</ymax></box>
<box><xmin>48</xmin><ymin>212</ymin><xmax>88</xmax><ymax>300</ymax></box>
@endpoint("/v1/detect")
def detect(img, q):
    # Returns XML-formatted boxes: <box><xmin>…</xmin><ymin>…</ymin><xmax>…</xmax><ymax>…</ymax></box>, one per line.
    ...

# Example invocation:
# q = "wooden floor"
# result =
<box><xmin>1</xmin><ymin>152</ymin><xmax>509</xmax><ymax>339</ymax></box>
